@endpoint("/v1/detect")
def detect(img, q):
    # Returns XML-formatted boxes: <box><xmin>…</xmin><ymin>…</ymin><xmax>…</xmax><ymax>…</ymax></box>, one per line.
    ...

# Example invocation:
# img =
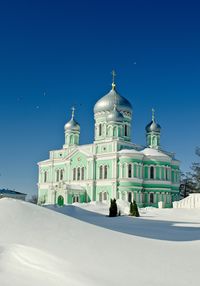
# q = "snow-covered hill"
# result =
<box><xmin>0</xmin><ymin>198</ymin><xmax>199</xmax><ymax>286</ymax></box>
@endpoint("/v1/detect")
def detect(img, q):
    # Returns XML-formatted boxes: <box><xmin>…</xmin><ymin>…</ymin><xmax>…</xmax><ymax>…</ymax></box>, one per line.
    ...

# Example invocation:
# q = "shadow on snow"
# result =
<box><xmin>46</xmin><ymin>205</ymin><xmax>200</xmax><ymax>242</ymax></box>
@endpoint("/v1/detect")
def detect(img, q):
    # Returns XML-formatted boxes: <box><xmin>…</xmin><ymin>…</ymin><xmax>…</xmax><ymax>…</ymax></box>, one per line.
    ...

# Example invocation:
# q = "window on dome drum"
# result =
<box><xmin>99</xmin><ymin>166</ymin><xmax>103</xmax><ymax>179</ymax></box>
<box><xmin>128</xmin><ymin>164</ymin><xmax>132</xmax><ymax>178</ymax></box>
<box><xmin>73</xmin><ymin>168</ymin><xmax>76</xmax><ymax>180</ymax></box>
<box><xmin>44</xmin><ymin>171</ymin><xmax>47</xmax><ymax>183</ymax></box>
<box><xmin>125</xmin><ymin>125</ymin><xmax>128</xmax><ymax>136</ymax></box>
<box><xmin>104</xmin><ymin>165</ymin><xmax>108</xmax><ymax>179</ymax></box>
<box><xmin>150</xmin><ymin>166</ymin><xmax>154</xmax><ymax>179</ymax></box>
<box><xmin>166</xmin><ymin>168</ymin><xmax>168</xmax><ymax>180</ymax></box>
<box><xmin>81</xmin><ymin>167</ymin><xmax>84</xmax><ymax>180</ymax></box>
<box><xmin>99</xmin><ymin>124</ymin><xmax>102</xmax><ymax>136</ymax></box>
<box><xmin>150</xmin><ymin>193</ymin><xmax>154</xmax><ymax>203</ymax></box>
<box><xmin>77</xmin><ymin>167</ymin><xmax>81</xmax><ymax>180</ymax></box>
<box><xmin>56</xmin><ymin>170</ymin><xmax>59</xmax><ymax>182</ymax></box>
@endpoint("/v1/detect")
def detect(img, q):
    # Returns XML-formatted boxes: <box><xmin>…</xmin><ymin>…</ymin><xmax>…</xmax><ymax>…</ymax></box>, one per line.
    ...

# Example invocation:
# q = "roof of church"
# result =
<box><xmin>64</xmin><ymin>107</ymin><xmax>80</xmax><ymax>131</ymax></box>
<box><xmin>94</xmin><ymin>87</ymin><xmax>132</xmax><ymax>114</ymax></box>
<box><xmin>145</xmin><ymin>109</ymin><xmax>161</xmax><ymax>132</ymax></box>
<box><xmin>141</xmin><ymin>148</ymin><xmax>169</xmax><ymax>158</ymax></box>
<box><xmin>107</xmin><ymin>104</ymin><xmax>124</xmax><ymax>122</ymax></box>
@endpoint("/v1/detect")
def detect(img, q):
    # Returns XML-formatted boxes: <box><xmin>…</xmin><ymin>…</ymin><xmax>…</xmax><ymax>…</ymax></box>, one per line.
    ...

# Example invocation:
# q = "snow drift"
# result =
<box><xmin>0</xmin><ymin>198</ymin><xmax>199</xmax><ymax>286</ymax></box>
<box><xmin>173</xmin><ymin>193</ymin><xmax>200</xmax><ymax>208</ymax></box>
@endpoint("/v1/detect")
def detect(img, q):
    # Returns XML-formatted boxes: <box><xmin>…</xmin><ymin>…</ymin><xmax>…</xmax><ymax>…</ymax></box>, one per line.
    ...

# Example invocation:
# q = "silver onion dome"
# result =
<box><xmin>64</xmin><ymin>118</ymin><xmax>80</xmax><ymax>131</ymax></box>
<box><xmin>145</xmin><ymin>109</ymin><xmax>161</xmax><ymax>132</ymax></box>
<box><xmin>64</xmin><ymin>107</ymin><xmax>80</xmax><ymax>132</ymax></box>
<box><xmin>94</xmin><ymin>83</ymin><xmax>132</xmax><ymax>114</ymax></box>
<box><xmin>107</xmin><ymin>104</ymin><xmax>124</xmax><ymax>122</ymax></box>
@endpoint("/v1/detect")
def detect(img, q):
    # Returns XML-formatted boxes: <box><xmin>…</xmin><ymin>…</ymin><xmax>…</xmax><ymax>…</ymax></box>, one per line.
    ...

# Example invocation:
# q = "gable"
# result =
<box><xmin>69</xmin><ymin>150</ymin><xmax>89</xmax><ymax>168</ymax></box>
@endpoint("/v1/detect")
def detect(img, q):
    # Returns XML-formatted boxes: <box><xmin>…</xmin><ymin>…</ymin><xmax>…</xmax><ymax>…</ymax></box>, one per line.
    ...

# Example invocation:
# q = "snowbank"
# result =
<box><xmin>173</xmin><ymin>194</ymin><xmax>200</xmax><ymax>208</ymax></box>
<box><xmin>0</xmin><ymin>198</ymin><xmax>199</xmax><ymax>286</ymax></box>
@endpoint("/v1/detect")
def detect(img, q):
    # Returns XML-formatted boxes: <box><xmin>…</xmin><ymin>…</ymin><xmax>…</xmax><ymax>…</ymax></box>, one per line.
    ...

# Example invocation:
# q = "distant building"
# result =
<box><xmin>0</xmin><ymin>189</ymin><xmax>27</xmax><ymax>201</ymax></box>
<box><xmin>38</xmin><ymin>74</ymin><xmax>180</xmax><ymax>208</ymax></box>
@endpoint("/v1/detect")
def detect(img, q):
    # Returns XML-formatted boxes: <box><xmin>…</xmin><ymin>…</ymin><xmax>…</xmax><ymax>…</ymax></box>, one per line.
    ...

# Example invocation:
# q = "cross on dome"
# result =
<box><xmin>111</xmin><ymin>69</ymin><xmax>116</xmax><ymax>90</ymax></box>
<box><xmin>71</xmin><ymin>106</ymin><xmax>75</xmax><ymax>119</ymax></box>
<box><xmin>152</xmin><ymin>108</ymin><xmax>155</xmax><ymax>121</ymax></box>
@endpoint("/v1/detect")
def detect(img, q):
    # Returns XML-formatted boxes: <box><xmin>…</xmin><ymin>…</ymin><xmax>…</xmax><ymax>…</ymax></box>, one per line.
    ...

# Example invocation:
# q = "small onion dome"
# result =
<box><xmin>64</xmin><ymin>107</ymin><xmax>80</xmax><ymax>132</ymax></box>
<box><xmin>107</xmin><ymin>104</ymin><xmax>124</xmax><ymax>122</ymax></box>
<box><xmin>145</xmin><ymin>108</ymin><xmax>161</xmax><ymax>132</ymax></box>
<box><xmin>64</xmin><ymin>118</ymin><xmax>80</xmax><ymax>132</ymax></box>
<box><xmin>94</xmin><ymin>83</ymin><xmax>132</xmax><ymax>114</ymax></box>
<box><xmin>145</xmin><ymin>121</ymin><xmax>161</xmax><ymax>132</ymax></box>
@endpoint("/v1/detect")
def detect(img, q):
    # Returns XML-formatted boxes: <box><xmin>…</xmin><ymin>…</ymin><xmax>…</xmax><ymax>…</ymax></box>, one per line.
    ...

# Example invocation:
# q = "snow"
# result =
<box><xmin>0</xmin><ymin>198</ymin><xmax>200</xmax><ymax>286</ymax></box>
<box><xmin>173</xmin><ymin>194</ymin><xmax>200</xmax><ymax>208</ymax></box>
<box><xmin>141</xmin><ymin>147</ymin><xmax>170</xmax><ymax>157</ymax></box>
<box><xmin>118</xmin><ymin>149</ymin><xmax>141</xmax><ymax>154</ymax></box>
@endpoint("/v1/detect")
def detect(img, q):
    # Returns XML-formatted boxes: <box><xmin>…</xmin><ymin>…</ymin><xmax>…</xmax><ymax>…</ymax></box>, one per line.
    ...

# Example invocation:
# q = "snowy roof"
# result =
<box><xmin>141</xmin><ymin>148</ymin><xmax>170</xmax><ymax>158</ymax></box>
<box><xmin>0</xmin><ymin>189</ymin><xmax>27</xmax><ymax>195</ymax></box>
<box><xmin>118</xmin><ymin>149</ymin><xmax>141</xmax><ymax>154</ymax></box>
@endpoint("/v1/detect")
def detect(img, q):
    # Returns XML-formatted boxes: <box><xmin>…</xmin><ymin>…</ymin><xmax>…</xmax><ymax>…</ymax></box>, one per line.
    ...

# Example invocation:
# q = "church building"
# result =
<box><xmin>38</xmin><ymin>73</ymin><xmax>180</xmax><ymax>207</ymax></box>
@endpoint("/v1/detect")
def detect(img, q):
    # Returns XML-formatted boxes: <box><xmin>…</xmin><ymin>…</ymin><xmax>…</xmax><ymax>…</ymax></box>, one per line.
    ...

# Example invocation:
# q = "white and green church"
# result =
<box><xmin>38</xmin><ymin>76</ymin><xmax>180</xmax><ymax>208</ymax></box>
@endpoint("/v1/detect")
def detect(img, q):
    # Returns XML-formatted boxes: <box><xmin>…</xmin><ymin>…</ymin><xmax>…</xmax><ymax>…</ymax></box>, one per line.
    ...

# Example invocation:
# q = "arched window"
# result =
<box><xmin>81</xmin><ymin>167</ymin><xmax>84</xmax><ymax>180</ymax></box>
<box><xmin>166</xmin><ymin>168</ymin><xmax>168</xmax><ymax>180</ymax></box>
<box><xmin>73</xmin><ymin>168</ymin><xmax>76</xmax><ymax>180</ymax></box>
<box><xmin>150</xmin><ymin>166</ymin><xmax>154</xmax><ymax>179</ymax></box>
<box><xmin>99</xmin><ymin>192</ymin><xmax>103</xmax><ymax>202</ymax></box>
<box><xmin>44</xmin><ymin>171</ymin><xmax>47</xmax><ymax>183</ymax></box>
<box><xmin>113</xmin><ymin>126</ymin><xmax>117</xmax><ymax>137</ymax></box>
<box><xmin>77</xmin><ymin>167</ymin><xmax>81</xmax><ymax>180</ymax></box>
<box><xmin>99</xmin><ymin>165</ymin><xmax>103</xmax><ymax>179</ymax></box>
<box><xmin>128</xmin><ymin>192</ymin><xmax>132</xmax><ymax>202</ymax></box>
<box><xmin>73</xmin><ymin>195</ymin><xmax>79</xmax><ymax>203</ymax></box>
<box><xmin>56</xmin><ymin>170</ymin><xmax>59</xmax><ymax>182</ymax></box>
<box><xmin>103</xmin><ymin>192</ymin><xmax>107</xmax><ymax>201</ymax></box>
<box><xmin>150</xmin><ymin>193</ymin><xmax>154</xmax><ymax>203</ymax></box>
<box><xmin>125</xmin><ymin>125</ymin><xmax>128</xmax><ymax>136</ymax></box>
<box><xmin>60</xmin><ymin>169</ymin><xmax>64</xmax><ymax>181</ymax></box>
<box><xmin>128</xmin><ymin>164</ymin><xmax>132</xmax><ymax>178</ymax></box>
<box><xmin>104</xmin><ymin>165</ymin><xmax>108</xmax><ymax>179</ymax></box>
<box><xmin>99</xmin><ymin>124</ymin><xmax>102</xmax><ymax>136</ymax></box>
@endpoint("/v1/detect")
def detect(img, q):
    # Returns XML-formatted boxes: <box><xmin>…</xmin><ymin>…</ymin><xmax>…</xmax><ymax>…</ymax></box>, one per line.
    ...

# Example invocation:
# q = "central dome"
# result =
<box><xmin>94</xmin><ymin>87</ymin><xmax>132</xmax><ymax>114</ymax></box>
<box><xmin>107</xmin><ymin>105</ymin><xmax>124</xmax><ymax>122</ymax></box>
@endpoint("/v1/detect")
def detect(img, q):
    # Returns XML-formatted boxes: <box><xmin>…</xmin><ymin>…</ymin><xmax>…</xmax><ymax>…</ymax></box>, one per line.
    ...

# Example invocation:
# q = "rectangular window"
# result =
<box><xmin>56</xmin><ymin>170</ymin><xmax>59</xmax><ymax>182</ymax></box>
<box><xmin>77</xmin><ymin>167</ymin><xmax>80</xmax><ymax>180</ymax></box>
<box><xmin>60</xmin><ymin>169</ymin><xmax>63</xmax><ymax>181</ymax></box>
<box><xmin>104</xmin><ymin>166</ymin><xmax>108</xmax><ymax>179</ymax></box>
<box><xmin>44</xmin><ymin>171</ymin><xmax>47</xmax><ymax>183</ymax></box>
<box><xmin>99</xmin><ymin>166</ymin><xmax>103</xmax><ymax>179</ymax></box>
<box><xmin>81</xmin><ymin>167</ymin><xmax>84</xmax><ymax>180</ymax></box>
<box><xmin>125</xmin><ymin>125</ymin><xmax>128</xmax><ymax>136</ymax></box>
<box><xmin>73</xmin><ymin>168</ymin><xmax>76</xmax><ymax>180</ymax></box>
<box><xmin>128</xmin><ymin>164</ymin><xmax>132</xmax><ymax>178</ymax></box>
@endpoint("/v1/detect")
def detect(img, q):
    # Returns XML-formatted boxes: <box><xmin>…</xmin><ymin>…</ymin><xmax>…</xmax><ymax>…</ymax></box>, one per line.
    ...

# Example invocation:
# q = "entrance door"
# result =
<box><xmin>57</xmin><ymin>195</ymin><xmax>64</xmax><ymax>206</ymax></box>
<box><xmin>73</xmin><ymin>195</ymin><xmax>79</xmax><ymax>203</ymax></box>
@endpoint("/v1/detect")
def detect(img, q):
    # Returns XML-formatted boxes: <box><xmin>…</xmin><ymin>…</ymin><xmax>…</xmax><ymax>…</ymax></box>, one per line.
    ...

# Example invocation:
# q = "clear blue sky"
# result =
<box><xmin>0</xmin><ymin>0</ymin><xmax>199</xmax><ymax>197</ymax></box>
